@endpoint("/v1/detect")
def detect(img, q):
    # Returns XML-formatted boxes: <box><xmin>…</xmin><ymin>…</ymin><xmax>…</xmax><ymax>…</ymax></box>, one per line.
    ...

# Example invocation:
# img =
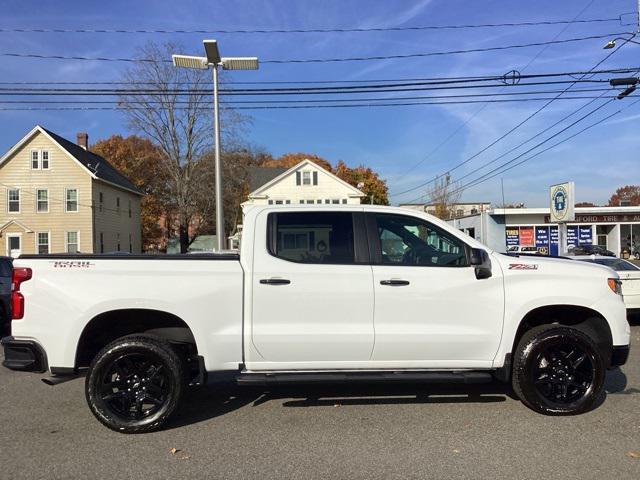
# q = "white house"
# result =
<box><xmin>242</xmin><ymin>159</ymin><xmax>365</xmax><ymax>211</ymax></box>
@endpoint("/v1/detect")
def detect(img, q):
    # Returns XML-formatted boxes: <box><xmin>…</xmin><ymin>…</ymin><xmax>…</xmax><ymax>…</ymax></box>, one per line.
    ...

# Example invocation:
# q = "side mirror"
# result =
<box><xmin>470</xmin><ymin>248</ymin><xmax>492</xmax><ymax>279</ymax></box>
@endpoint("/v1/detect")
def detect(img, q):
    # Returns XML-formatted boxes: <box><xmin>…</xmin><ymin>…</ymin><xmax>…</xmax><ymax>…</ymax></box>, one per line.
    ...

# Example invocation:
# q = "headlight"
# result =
<box><xmin>607</xmin><ymin>278</ymin><xmax>623</xmax><ymax>295</ymax></box>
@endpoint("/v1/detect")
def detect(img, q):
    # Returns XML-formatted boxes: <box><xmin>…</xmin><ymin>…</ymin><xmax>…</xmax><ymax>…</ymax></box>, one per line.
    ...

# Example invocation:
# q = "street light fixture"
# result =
<box><xmin>172</xmin><ymin>40</ymin><xmax>259</xmax><ymax>252</ymax></box>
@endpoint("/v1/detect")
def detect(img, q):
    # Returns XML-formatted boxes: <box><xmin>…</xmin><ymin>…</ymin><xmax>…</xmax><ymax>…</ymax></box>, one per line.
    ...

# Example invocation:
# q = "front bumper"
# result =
<box><xmin>1</xmin><ymin>337</ymin><xmax>48</xmax><ymax>373</ymax></box>
<box><xmin>610</xmin><ymin>345</ymin><xmax>630</xmax><ymax>367</ymax></box>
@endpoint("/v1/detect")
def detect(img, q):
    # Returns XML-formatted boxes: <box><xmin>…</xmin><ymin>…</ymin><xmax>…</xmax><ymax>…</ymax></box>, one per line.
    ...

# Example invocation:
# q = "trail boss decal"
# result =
<box><xmin>508</xmin><ymin>263</ymin><xmax>539</xmax><ymax>270</ymax></box>
<box><xmin>51</xmin><ymin>261</ymin><xmax>95</xmax><ymax>269</ymax></box>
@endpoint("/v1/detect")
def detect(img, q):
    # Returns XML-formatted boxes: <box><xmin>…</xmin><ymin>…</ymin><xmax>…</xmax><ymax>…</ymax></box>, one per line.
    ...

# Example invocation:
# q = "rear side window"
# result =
<box><xmin>0</xmin><ymin>259</ymin><xmax>11</xmax><ymax>277</ymax></box>
<box><xmin>270</xmin><ymin>212</ymin><xmax>355</xmax><ymax>264</ymax></box>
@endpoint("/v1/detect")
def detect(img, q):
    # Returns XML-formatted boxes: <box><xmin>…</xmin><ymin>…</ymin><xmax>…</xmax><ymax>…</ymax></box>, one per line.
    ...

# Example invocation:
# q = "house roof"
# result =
<box><xmin>0</xmin><ymin>125</ymin><xmax>144</xmax><ymax>196</ymax></box>
<box><xmin>248</xmin><ymin>159</ymin><xmax>365</xmax><ymax>198</ymax></box>
<box><xmin>248</xmin><ymin>166</ymin><xmax>288</xmax><ymax>192</ymax></box>
<box><xmin>40</xmin><ymin>127</ymin><xmax>144</xmax><ymax>195</ymax></box>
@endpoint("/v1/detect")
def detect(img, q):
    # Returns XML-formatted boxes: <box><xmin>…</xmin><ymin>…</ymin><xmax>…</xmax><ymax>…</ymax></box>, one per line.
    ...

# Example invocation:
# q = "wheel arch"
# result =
<box><xmin>75</xmin><ymin>308</ymin><xmax>198</xmax><ymax>369</ymax></box>
<box><xmin>512</xmin><ymin>304</ymin><xmax>613</xmax><ymax>365</ymax></box>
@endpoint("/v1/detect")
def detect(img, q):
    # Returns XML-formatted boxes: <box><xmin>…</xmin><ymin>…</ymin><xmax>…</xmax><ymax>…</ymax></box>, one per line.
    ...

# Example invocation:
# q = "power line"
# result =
<box><xmin>0</xmin><ymin>97</ymin><xmax>617</xmax><ymax>112</ymax></box>
<box><xmin>0</xmin><ymin>66</ymin><xmax>637</xmax><ymax>86</ymax></box>
<box><xmin>0</xmin><ymin>88</ymin><xmax>615</xmax><ymax>106</ymax></box>
<box><xmin>0</xmin><ymin>32</ymin><xmax>629</xmax><ymax>65</ymax></box>
<box><xmin>392</xmin><ymin>34</ymin><xmax>635</xmax><ymax>199</ymax></box>
<box><xmin>395</xmin><ymin>0</ymin><xmax>600</xmax><ymax>178</ymax></box>
<box><xmin>0</xmin><ymin>17</ymin><xmax>625</xmax><ymax>35</ymax></box>
<box><xmin>448</xmin><ymin>97</ymin><xmax>640</xmax><ymax>196</ymax></box>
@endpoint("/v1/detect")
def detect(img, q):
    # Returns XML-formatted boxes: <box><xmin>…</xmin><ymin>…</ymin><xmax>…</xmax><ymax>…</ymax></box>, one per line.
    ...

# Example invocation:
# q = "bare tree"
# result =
<box><xmin>118</xmin><ymin>41</ymin><xmax>248</xmax><ymax>252</ymax></box>
<box><xmin>426</xmin><ymin>174</ymin><xmax>462</xmax><ymax>219</ymax></box>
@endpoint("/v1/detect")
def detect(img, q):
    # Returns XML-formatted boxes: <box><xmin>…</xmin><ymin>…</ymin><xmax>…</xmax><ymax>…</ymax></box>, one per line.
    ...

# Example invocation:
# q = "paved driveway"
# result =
<box><xmin>1</xmin><ymin>323</ymin><xmax>639</xmax><ymax>479</ymax></box>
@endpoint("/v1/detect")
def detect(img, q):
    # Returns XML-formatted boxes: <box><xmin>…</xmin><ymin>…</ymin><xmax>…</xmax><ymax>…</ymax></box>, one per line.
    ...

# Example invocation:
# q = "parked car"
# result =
<box><xmin>570</xmin><ymin>244</ymin><xmax>615</xmax><ymax>257</ymax></box>
<box><xmin>0</xmin><ymin>256</ymin><xmax>12</xmax><ymax>337</ymax></box>
<box><xmin>506</xmin><ymin>245</ymin><xmax>541</xmax><ymax>255</ymax></box>
<box><xmin>573</xmin><ymin>255</ymin><xmax>640</xmax><ymax>312</ymax></box>
<box><xmin>1</xmin><ymin>206</ymin><xmax>630</xmax><ymax>433</ymax></box>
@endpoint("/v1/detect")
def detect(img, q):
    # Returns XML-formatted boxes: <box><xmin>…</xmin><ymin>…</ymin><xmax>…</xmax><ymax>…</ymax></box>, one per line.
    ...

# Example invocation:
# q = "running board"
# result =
<box><xmin>236</xmin><ymin>370</ymin><xmax>493</xmax><ymax>386</ymax></box>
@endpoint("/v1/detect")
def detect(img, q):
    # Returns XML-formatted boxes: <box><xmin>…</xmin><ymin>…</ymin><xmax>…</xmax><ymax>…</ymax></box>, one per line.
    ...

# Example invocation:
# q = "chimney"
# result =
<box><xmin>76</xmin><ymin>132</ymin><xmax>89</xmax><ymax>150</ymax></box>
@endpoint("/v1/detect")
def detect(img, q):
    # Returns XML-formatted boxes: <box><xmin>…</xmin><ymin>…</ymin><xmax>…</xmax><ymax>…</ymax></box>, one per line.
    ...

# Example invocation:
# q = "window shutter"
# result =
<box><xmin>313</xmin><ymin>171</ymin><xmax>318</xmax><ymax>185</ymax></box>
<box><xmin>296</xmin><ymin>171</ymin><xmax>301</xmax><ymax>185</ymax></box>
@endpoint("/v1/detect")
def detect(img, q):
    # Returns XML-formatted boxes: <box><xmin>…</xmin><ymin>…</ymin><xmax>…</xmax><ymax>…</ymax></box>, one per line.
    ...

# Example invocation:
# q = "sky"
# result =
<box><xmin>0</xmin><ymin>0</ymin><xmax>638</xmax><ymax>207</ymax></box>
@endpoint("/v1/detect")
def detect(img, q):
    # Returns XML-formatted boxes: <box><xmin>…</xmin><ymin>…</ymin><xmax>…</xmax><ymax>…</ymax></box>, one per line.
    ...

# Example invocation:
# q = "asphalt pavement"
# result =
<box><xmin>1</xmin><ymin>322</ymin><xmax>639</xmax><ymax>480</ymax></box>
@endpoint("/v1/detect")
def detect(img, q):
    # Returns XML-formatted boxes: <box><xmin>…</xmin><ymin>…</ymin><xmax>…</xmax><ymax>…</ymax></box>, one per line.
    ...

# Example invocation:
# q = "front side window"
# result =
<box><xmin>36</xmin><ymin>189</ymin><xmax>48</xmax><ymax>212</ymax></box>
<box><xmin>65</xmin><ymin>189</ymin><xmax>78</xmax><ymax>212</ymax></box>
<box><xmin>37</xmin><ymin>232</ymin><xmax>50</xmax><ymax>254</ymax></box>
<box><xmin>66</xmin><ymin>231</ymin><xmax>79</xmax><ymax>253</ymax></box>
<box><xmin>271</xmin><ymin>211</ymin><xmax>355</xmax><ymax>264</ymax></box>
<box><xmin>374</xmin><ymin>213</ymin><xmax>468</xmax><ymax>267</ymax></box>
<box><xmin>8</xmin><ymin>188</ymin><xmax>20</xmax><ymax>213</ymax></box>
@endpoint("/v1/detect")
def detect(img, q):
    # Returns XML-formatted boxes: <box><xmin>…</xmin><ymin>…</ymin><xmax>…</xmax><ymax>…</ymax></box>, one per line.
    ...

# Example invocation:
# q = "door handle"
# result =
<box><xmin>380</xmin><ymin>279</ymin><xmax>410</xmax><ymax>286</ymax></box>
<box><xmin>260</xmin><ymin>278</ymin><xmax>291</xmax><ymax>285</ymax></box>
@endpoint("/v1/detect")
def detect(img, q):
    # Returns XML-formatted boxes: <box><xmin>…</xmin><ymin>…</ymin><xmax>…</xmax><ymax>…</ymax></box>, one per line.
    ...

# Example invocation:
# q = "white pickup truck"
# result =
<box><xmin>1</xmin><ymin>206</ymin><xmax>631</xmax><ymax>433</ymax></box>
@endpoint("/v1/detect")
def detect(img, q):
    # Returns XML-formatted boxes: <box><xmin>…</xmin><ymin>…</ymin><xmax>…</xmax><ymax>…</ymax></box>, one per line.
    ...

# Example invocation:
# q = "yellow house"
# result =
<box><xmin>0</xmin><ymin>125</ymin><xmax>143</xmax><ymax>256</ymax></box>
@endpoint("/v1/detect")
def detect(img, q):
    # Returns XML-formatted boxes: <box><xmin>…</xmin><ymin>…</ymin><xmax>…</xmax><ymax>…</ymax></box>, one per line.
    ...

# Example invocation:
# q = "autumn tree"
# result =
<box><xmin>117</xmin><ymin>41</ymin><xmax>248</xmax><ymax>252</ymax></box>
<box><xmin>92</xmin><ymin>135</ymin><xmax>169</xmax><ymax>250</ymax></box>
<box><xmin>334</xmin><ymin>160</ymin><xmax>389</xmax><ymax>205</ymax></box>
<box><xmin>262</xmin><ymin>152</ymin><xmax>332</xmax><ymax>171</ymax></box>
<box><xmin>426</xmin><ymin>174</ymin><xmax>461</xmax><ymax>219</ymax></box>
<box><xmin>608</xmin><ymin>185</ymin><xmax>640</xmax><ymax>206</ymax></box>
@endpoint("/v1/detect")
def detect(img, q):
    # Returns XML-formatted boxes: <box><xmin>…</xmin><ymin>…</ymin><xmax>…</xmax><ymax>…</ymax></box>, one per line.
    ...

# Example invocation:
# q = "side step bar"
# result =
<box><xmin>236</xmin><ymin>370</ymin><xmax>493</xmax><ymax>386</ymax></box>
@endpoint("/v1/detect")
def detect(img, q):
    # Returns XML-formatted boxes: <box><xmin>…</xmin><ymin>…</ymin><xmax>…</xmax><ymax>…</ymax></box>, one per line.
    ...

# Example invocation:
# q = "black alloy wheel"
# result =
<box><xmin>86</xmin><ymin>335</ymin><xmax>186</xmax><ymax>433</ymax></box>
<box><xmin>99</xmin><ymin>352</ymin><xmax>170</xmax><ymax>420</ymax></box>
<box><xmin>512</xmin><ymin>324</ymin><xmax>605</xmax><ymax>415</ymax></box>
<box><xmin>530</xmin><ymin>339</ymin><xmax>595</xmax><ymax>406</ymax></box>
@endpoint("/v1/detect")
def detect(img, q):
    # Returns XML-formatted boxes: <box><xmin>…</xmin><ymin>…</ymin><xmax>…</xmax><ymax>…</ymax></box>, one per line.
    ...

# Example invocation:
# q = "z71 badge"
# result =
<box><xmin>508</xmin><ymin>263</ymin><xmax>538</xmax><ymax>270</ymax></box>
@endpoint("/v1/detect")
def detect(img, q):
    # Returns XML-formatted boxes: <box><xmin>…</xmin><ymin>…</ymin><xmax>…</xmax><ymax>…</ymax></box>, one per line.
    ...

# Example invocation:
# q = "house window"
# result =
<box><xmin>99</xmin><ymin>192</ymin><xmax>103</xmax><ymax>213</ymax></box>
<box><xmin>129</xmin><ymin>233</ymin><xmax>133</xmax><ymax>253</ymax></box>
<box><xmin>36</xmin><ymin>189</ymin><xmax>48</xmax><ymax>212</ymax></box>
<box><xmin>302</xmin><ymin>171</ymin><xmax>311</xmax><ymax>185</ymax></box>
<box><xmin>117</xmin><ymin>233</ymin><xmax>121</xmax><ymax>252</ymax></box>
<box><xmin>31</xmin><ymin>150</ymin><xmax>39</xmax><ymax>169</ymax></box>
<box><xmin>36</xmin><ymin>232</ymin><xmax>50</xmax><ymax>254</ymax></box>
<box><xmin>285</xmin><ymin>200</ymin><xmax>291</xmax><ymax>205</ymax></box>
<box><xmin>30</xmin><ymin>150</ymin><xmax>49</xmax><ymax>169</ymax></box>
<box><xmin>332</xmin><ymin>199</ymin><xmax>339</xmax><ymax>204</ymax></box>
<box><xmin>66</xmin><ymin>231</ymin><xmax>79</xmax><ymax>253</ymax></box>
<box><xmin>306</xmin><ymin>199</ymin><xmax>314</xmax><ymax>204</ymax></box>
<box><xmin>325</xmin><ymin>199</ymin><xmax>330</xmax><ymax>204</ymax></box>
<box><xmin>41</xmin><ymin>151</ymin><xmax>49</xmax><ymax>169</ymax></box>
<box><xmin>128</xmin><ymin>199</ymin><xmax>132</xmax><ymax>218</ymax></box>
<box><xmin>100</xmin><ymin>232</ymin><xmax>104</xmax><ymax>253</ymax></box>
<box><xmin>8</xmin><ymin>188</ymin><xmax>20</xmax><ymax>213</ymax></box>
<box><xmin>275</xmin><ymin>200</ymin><xmax>283</xmax><ymax>205</ymax></box>
<box><xmin>299</xmin><ymin>200</ymin><xmax>304</xmax><ymax>204</ymax></box>
<box><xmin>65</xmin><ymin>189</ymin><xmax>78</xmax><ymax>212</ymax></box>
<box><xmin>342</xmin><ymin>199</ymin><xmax>347</xmax><ymax>204</ymax></box>
<box><xmin>116</xmin><ymin>197</ymin><xmax>121</xmax><ymax>214</ymax></box>
<box><xmin>268</xmin><ymin>200</ymin><xmax>274</xmax><ymax>205</ymax></box>
<box><xmin>456</xmin><ymin>209</ymin><xmax>464</xmax><ymax>217</ymax></box>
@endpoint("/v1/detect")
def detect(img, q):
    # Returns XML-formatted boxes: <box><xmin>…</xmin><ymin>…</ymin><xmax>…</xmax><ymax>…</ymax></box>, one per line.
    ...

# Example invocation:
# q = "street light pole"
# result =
<box><xmin>172</xmin><ymin>40</ymin><xmax>258</xmax><ymax>252</ymax></box>
<box><xmin>212</xmin><ymin>63</ymin><xmax>224</xmax><ymax>251</ymax></box>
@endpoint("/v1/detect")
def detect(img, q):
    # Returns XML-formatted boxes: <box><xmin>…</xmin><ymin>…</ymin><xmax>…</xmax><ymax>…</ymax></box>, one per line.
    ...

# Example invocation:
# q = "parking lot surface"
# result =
<box><xmin>1</xmin><ymin>322</ymin><xmax>639</xmax><ymax>480</ymax></box>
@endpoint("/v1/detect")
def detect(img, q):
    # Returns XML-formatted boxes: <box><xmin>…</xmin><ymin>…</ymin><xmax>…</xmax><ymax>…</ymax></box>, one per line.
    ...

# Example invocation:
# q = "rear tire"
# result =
<box><xmin>85</xmin><ymin>335</ymin><xmax>186</xmax><ymax>433</ymax></box>
<box><xmin>512</xmin><ymin>324</ymin><xmax>605</xmax><ymax>415</ymax></box>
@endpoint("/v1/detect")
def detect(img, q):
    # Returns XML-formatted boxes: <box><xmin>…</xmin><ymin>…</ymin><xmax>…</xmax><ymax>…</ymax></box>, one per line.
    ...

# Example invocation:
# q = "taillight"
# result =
<box><xmin>11</xmin><ymin>267</ymin><xmax>32</xmax><ymax>320</ymax></box>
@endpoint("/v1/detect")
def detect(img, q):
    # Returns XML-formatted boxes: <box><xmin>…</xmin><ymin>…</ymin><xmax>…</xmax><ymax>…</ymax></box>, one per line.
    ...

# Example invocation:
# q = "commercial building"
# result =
<box><xmin>400</xmin><ymin>201</ymin><xmax>491</xmax><ymax>218</ymax></box>
<box><xmin>448</xmin><ymin>206</ymin><xmax>640</xmax><ymax>258</ymax></box>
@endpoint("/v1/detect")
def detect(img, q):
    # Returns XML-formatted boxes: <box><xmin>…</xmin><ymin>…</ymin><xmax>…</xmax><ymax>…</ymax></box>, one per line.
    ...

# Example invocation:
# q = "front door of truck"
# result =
<box><xmin>368</xmin><ymin>212</ymin><xmax>504</xmax><ymax>368</ymax></box>
<box><xmin>249</xmin><ymin>210</ymin><xmax>374</xmax><ymax>369</ymax></box>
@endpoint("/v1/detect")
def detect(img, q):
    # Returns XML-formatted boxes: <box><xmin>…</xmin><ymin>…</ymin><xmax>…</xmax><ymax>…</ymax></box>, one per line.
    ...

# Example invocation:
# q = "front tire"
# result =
<box><xmin>512</xmin><ymin>325</ymin><xmax>605</xmax><ymax>415</ymax></box>
<box><xmin>85</xmin><ymin>335</ymin><xmax>186</xmax><ymax>433</ymax></box>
